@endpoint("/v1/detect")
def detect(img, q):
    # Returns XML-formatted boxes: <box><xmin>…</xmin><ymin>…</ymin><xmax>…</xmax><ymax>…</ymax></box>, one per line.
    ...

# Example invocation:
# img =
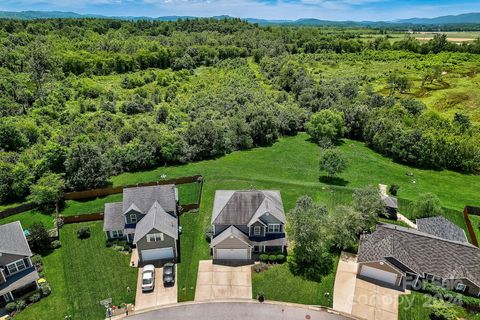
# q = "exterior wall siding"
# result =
<box><xmin>136</xmin><ymin>228</ymin><xmax>177</xmax><ymax>261</ymax></box>
<box><xmin>0</xmin><ymin>253</ymin><xmax>26</xmax><ymax>270</ymax></box>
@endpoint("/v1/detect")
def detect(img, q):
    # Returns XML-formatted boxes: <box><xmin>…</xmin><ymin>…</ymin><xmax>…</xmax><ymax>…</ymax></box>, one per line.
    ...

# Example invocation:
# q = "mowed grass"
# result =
<box><xmin>17</xmin><ymin>222</ymin><xmax>137</xmax><ymax>320</ymax></box>
<box><xmin>252</xmin><ymin>257</ymin><xmax>339</xmax><ymax>307</ymax></box>
<box><xmin>0</xmin><ymin>209</ymin><xmax>54</xmax><ymax>228</ymax></box>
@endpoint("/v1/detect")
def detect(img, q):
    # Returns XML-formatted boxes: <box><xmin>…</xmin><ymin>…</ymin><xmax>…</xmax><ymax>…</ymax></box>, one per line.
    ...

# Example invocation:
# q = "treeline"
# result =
<box><xmin>1</xmin><ymin>19</ymin><xmax>480</xmax><ymax>77</ymax></box>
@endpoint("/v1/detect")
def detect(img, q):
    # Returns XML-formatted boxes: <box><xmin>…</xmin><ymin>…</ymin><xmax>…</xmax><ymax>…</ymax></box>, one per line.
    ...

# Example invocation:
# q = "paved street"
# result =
<box><xmin>127</xmin><ymin>301</ymin><xmax>354</xmax><ymax>320</ymax></box>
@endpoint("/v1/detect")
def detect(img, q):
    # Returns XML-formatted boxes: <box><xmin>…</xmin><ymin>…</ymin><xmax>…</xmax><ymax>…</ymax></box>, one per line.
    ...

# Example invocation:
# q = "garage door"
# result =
<box><xmin>141</xmin><ymin>247</ymin><xmax>174</xmax><ymax>261</ymax></box>
<box><xmin>360</xmin><ymin>265</ymin><xmax>398</xmax><ymax>285</ymax></box>
<box><xmin>215</xmin><ymin>248</ymin><xmax>248</xmax><ymax>260</ymax></box>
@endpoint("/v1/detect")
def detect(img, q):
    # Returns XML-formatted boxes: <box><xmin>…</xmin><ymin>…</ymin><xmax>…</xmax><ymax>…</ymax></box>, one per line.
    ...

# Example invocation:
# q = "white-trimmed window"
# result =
<box><xmin>147</xmin><ymin>233</ymin><xmax>164</xmax><ymax>242</ymax></box>
<box><xmin>253</xmin><ymin>226</ymin><xmax>262</xmax><ymax>236</ymax></box>
<box><xmin>130</xmin><ymin>214</ymin><xmax>137</xmax><ymax>223</ymax></box>
<box><xmin>267</xmin><ymin>224</ymin><xmax>281</xmax><ymax>233</ymax></box>
<box><xmin>6</xmin><ymin>259</ymin><xmax>26</xmax><ymax>275</ymax></box>
<box><xmin>456</xmin><ymin>283</ymin><xmax>466</xmax><ymax>292</ymax></box>
<box><xmin>111</xmin><ymin>230</ymin><xmax>123</xmax><ymax>238</ymax></box>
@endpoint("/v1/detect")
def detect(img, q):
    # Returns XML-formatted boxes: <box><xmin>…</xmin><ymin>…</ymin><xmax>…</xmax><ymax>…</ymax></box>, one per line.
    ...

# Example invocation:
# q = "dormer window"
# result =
<box><xmin>456</xmin><ymin>283</ymin><xmax>466</xmax><ymax>292</ymax></box>
<box><xmin>253</xmin><ymin>226</ymin><xmax>262</xmax><ymax>236</ymax></box>
<box><xmin>267</xmin><ymin>224</ymin><xmax>280</xmax><ymax>233</ymax></box>
<box><xmin>147</xmin><ymin>233</ymin><xmax>164</xmax><ymax>242</ymax></box>
<box><xmin>130</xmin><ymin>214</ymin><xmax>137</xmax><ymax>224</ymax></box>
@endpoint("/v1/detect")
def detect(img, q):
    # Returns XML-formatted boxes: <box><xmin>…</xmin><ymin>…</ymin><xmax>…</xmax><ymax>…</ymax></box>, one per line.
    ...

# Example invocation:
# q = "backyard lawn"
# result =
<box><xmin>0</xmin><ymin>209</ymin><xmax>54</xmax><ymax>228</ymax></box>
<box><xmin>16</xmin><ymin>221</ymin><xmax>137</xmax><ymax>320</ymax></box>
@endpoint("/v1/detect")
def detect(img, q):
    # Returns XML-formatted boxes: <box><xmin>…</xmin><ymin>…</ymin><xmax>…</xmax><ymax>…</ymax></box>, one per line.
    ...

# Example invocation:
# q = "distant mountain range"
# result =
<box><xmin>0</xmin><ymin>10</ymin><xmax>480</xmax><ymax>26</ymax></box>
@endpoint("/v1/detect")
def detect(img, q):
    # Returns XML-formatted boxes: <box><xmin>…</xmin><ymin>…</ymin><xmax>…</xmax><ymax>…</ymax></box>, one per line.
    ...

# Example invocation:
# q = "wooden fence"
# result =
<box><xmin>463</xmin><ymin>207</ymin><xmax>479</xmax><ymax>247</ymax></box>
<box><xmin>64</xmin><ymin>175</ymin><xmax>203</xmax><ymax>200</ymax></box>
<box><xmin>0</xmin><ymin>202</ymin><xmax>37</xmax><ymax>219</ymax></box>
<box><xmin>62</xmin><ymin>212</ymin><xmax>105</xmax><ymax>224</ymax></box>
<box><xmin>465</xmin><ymin>206</ymin><xmax>480</xmax><ymax>216</ymax></box>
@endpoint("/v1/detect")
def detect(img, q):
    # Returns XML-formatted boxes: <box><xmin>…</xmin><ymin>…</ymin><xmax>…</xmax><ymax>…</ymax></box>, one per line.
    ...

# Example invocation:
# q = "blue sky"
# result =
<box><xmin>1</xmin><ymin>0</ymin><xmax>480</xmax><ymax>21</ymax></box>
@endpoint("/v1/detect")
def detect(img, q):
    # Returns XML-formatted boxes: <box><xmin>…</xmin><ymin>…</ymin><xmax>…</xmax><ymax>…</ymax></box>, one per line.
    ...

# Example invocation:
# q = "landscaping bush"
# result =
<box><xmin>259</xmin><ymin>254</ymin><xmax>269</xmax><ymax>262</ymax></box>
<box><xmin>15</xmin><ymin>299</ymin><xmax>26</xmax><ymax>311</ymax></box>
<box><xmin>276</xmin><ymin>254</ymin><xmax>285</xmax><ymax>263</ymax></box>
<box><xmin>29</xmin><ymin>293</ymin><xmax>42</xmax><ymax>303</ymax></box>
<box><xmin>268</xmin><ymin>255</ymin><xmax>277</xmax><ymax>263</ymax></box>
<box><xmin>429</xmin><ymin>299</ymin><xmax>458</xmax><ymax>320</ymax></box>
<box><xmin>77</xmin><ymin>227</ymin><xmax>91</xmax><ymax>239</ymax></box>
<box><xmin>423</xmin><ymin>282</ymin><xmax>480</xmax><ymax>312</ymax></box>
<box><xmin>51</xmin><ymin>240</ymin><xmax>61</xmax><ymax>249</ymax></box>
<box><xmin>31</xmin><ymin>254</ymin><xmax>43</xmax><ymax>266</ymax></box>
<box><xmin>5</xmin><ymin>302</ymin><xmax>17</xmax><ymax>313</ymax></box>
<box><xmin>41</xmin><ymin>284</ymin><xmax>51</xmax><ymax>297</ymax></box>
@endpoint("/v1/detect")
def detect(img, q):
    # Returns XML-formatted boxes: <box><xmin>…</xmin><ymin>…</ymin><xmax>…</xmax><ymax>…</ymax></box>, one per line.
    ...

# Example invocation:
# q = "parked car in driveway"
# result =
<box><xmin>163</xmin><ymin>263</ymin><xmax>175</xmax><ymax>286</ymax></box>
<box><xmin>142</xmin><ymin>264</ymin><xmax>155</xmax><ymax>292</ymax></box>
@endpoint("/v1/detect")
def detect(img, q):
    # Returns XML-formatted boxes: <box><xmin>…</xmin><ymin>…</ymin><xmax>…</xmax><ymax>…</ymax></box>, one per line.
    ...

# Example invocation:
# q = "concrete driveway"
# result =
<box><xmin>195</xmin><ymin>260</ymin><xmax>252</xmax><ymax>301</ymax></box>
<box><xmin>333</xmin><ymin>252</ymin><xmax>406</xmax><ymax>320</ymax></box>
<box><xmin>135</xmin><ymin>266</ymin><xmax>177</xmax><ymax>311</ymax></box>
<box><xmin>351</xmin><ymin>279</ymin><xmax>402</xmax><ymax>320</ymax></box>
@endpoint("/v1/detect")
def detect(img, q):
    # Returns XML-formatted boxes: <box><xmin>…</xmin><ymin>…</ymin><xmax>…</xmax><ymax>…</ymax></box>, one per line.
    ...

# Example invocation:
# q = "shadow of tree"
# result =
<box><xmin>318</xmin><ymin>176</ymin><xmax>349</xmax><ymax>187</ymax></box>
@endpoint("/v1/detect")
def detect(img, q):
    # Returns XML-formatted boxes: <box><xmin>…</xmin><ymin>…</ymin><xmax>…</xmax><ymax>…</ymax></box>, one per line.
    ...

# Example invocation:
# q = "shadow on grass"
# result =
<box><xmin>318</xmin><ymin>176</ymin><xmax>349</xmax><ymax>186</ymax></box>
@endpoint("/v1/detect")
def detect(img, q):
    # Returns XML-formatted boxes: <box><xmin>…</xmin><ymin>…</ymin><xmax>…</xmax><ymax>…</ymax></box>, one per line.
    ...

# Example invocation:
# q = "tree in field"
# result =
<box><xmin>65</xmin><ymin>141</ymin><xmax>110</xmax><ymax>191</ymax></box>
<box><xmin>328</xmin><ymin>205</ymin><xmax>364</xmax><ymax>251</ymax></box>
<box><xmin>29</xmin><ymin>222</ymin><xmax>51</xmax><ymax>252</ymax></box>
<box><xmin>287</xmin><ymin>196</ymin><xmax>333</xmax><ymax>281</ymax></box>
<box><xmin>421</xmin><ymin>65</ymin><xmax>442</xmax><ymax>87</ymax></box>
<box><xmin>28</xmin><ymin>173</ymin><xmax>65</xmax><ymax>209</ymax></box>
<box><xmin>27</xmin><ymin>39</ymin><xmax>56</xmax><ymax>101</ymax></box>
<box><xmin>387</xmin><ymin>74</ymin><xmax>411</xmax><ymax>95</ymax></box>
<box><xmin>319</xmin><ymin>149</ymin><xmax>348</xmax><ymax>178</ymax></box>
<box><xmin>305</xmin><ymin>109</ymin><xmax>345</xmax><ymax>146</ymax></box>
<box><xmin>352</xmin><ymin>186</ymin><xmax>385</xmax><ymax>231</ymax></box>
<box><xmin>453</xmin><ymin>113</ymin><xmax>471</xmax><ymax>132</ymax></box>
<box><xmin>413</xmin><ymin>193</ymin><xmax>444</xmax><ymax>218</ymax></box>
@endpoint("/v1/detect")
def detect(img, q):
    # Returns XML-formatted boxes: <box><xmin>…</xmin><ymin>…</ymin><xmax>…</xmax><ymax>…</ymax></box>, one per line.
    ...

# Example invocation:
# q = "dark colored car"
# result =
<box><xmin>163</xmin><ymin>263</ymin><xmax>175</xmax><ymax>286</ymax></box>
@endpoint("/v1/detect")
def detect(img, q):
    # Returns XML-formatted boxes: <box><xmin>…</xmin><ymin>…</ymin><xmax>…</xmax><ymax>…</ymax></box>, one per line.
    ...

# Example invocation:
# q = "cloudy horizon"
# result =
<box><xmin>0</xmin><ymin>0</ymin><xmax>479</xmax><ymax>21</ymax></box>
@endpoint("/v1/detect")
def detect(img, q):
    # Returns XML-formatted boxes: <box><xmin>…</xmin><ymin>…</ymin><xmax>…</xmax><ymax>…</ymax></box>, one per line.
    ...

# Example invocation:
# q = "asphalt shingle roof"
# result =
<box><xmin>381</xmin><ymin>195</ymin><xmax>398</xmax><ymax>209</ymax></box>
<box><xmin>210</xmin><ymin>226</ymin><xmax>251</xmax><ymax>247</ymax></box>
<box><xmin>211</xmin><ymin>190</ymin><xmax>286</xmax><ymax>225</ymax></box>
<box><xmin>0</xmin><ymin>221</ymin><xmax>31</xmax><ymax>257</ymax></box>
<box><xmin>416</xmin><ymin>216</ymin><xmax>468</xmax><ymax>243</ymax></box>
<box><xmin>122</xmin><ymin>185</ymin><xmax>176</xmax><ymax>214</ymax></box>
<box><xmin>358</xmin><ymin>223</ymin><xmax>480</xmax><ymax>287</ymax></box>
<box><xmin>103</xmin><ymin>202</ymin><xmax>124</xmax><ymax>231</ymax></box>
<box><xmin>133</xmin><ymin>201</ymin><xmax>178</xmax><ymax>244</ymax></box>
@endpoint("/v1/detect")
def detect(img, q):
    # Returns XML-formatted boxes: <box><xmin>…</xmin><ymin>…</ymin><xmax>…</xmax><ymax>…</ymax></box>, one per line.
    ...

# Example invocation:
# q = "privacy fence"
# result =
<box><xmin>0</xmin><ymin>202</ymin><xmax>37</xmax><ymax>219</ymax></box>
<box><xmin>464</xmin><ymin>206</ymin><xmax>480</xmax><ymax>247</ymax></box>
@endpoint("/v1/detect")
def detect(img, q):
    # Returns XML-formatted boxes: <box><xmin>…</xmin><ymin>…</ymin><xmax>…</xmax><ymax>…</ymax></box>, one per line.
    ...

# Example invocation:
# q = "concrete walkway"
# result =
<box><xmin>397</xmin><ymin>213</ymin><xmax>417</xmax><ymax>229</ymax></box>
<box><xmin>333</xmin><ymin>252</ymin><xmax>358</xmax><ymax>314</ymax></box>
<box><xmin>195</xmin><ymin>260</ymin><xmax>252</xmax><ymax>301</ymax></box>
<box><xmin>125</xmin><ymin>301</ymin><xmax>355</xmax><ymax>320</ymax></box>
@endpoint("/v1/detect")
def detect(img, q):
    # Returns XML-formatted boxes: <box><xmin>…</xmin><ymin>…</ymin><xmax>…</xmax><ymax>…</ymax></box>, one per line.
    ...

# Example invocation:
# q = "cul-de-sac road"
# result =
<box><xmin>126</xmin><ymin>301</ymin><xmax>356</xmax><ymax>320</ymax></box>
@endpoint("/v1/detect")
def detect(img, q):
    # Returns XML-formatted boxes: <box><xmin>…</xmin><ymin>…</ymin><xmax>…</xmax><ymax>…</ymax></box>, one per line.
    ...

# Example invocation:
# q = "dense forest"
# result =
<box><xmin>1</xmin><ymin>18</ymin><xmax>479</xmax><ymax>204</ymax></box>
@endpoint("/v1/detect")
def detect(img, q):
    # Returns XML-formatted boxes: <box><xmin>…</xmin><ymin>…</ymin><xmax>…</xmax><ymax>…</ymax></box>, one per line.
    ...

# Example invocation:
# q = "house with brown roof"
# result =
<box><xmin>357</xmin><ymin>223</ymin><xmax>480</xmax><ymax>296</ymax></box>
<box><xmin>210</xmin><ymin>190</ymin><xmax>287</xmax><ymax>262</ymax></box>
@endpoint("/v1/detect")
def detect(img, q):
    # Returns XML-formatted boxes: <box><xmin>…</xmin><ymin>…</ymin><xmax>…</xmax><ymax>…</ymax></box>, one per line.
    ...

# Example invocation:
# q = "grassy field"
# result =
<box><xmin>16</xmin><ymin>221</ymin><xmax>137</xmax><ymax>320</ymax></box>
<box><xmin>252</xmin><ymin>258</ymin><xmax>338</xmax><ymax>307</ymax></box>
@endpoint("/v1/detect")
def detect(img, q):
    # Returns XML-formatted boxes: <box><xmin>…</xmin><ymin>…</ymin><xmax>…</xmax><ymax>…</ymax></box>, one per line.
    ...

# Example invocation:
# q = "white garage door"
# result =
<box><xmin>360</xmin><ymin>265</ymin><xmax>398</xmax><ymax>285</ymax></box>
<box><xmin>215</xmin><ymin>248</ymin><xmax>248</xmax><ymax>260</ymax></box>
<box><xmin>141</xmin><ymin>247</ymin><xmax>174</xmax><ymax>261</ymax></box>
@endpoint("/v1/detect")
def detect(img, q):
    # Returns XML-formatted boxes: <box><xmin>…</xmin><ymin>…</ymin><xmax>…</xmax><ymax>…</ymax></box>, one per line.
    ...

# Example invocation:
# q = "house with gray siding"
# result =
<box><xmin>0</xmin><ymin>221</ymin><xmax>40</xmax><ymax>307</ymax></box>
<box><xmin>103</xmin><ymin>185</ymin><xmax>179</xmax><ymax>264</ymax></box>
<box><xmin>210</xmin><ymin>190</ymin><xmax>287</xmax><ymax>261</ymax></box>
<box><xmin>357</xmin><ymin>223</ymin><xmax>480</xmax><ymax>297</ymax></box>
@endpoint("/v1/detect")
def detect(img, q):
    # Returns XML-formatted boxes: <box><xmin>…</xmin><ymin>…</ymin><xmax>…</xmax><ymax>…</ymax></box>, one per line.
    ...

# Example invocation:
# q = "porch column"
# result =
<box><xmin>9</xmin><ymin>291</ymin><xmax>14</xmax><ymax>301</ymax></box>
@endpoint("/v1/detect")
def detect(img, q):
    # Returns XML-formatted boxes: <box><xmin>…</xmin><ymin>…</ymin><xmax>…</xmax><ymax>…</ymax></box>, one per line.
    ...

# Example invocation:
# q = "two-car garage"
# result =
<box><xmin>358</xmin><ymin>264</ymin><xmax>401</xmax><ymax>286</ymax></box>
<box><xmin>214</xmin><ymin>248</ymin><xmax>249</xmax><ymax>260</ymax></box>
<box><xmin>141</xmin><ymin>247</ymin><xmax>174</xmax><ymax>262</ymax></box>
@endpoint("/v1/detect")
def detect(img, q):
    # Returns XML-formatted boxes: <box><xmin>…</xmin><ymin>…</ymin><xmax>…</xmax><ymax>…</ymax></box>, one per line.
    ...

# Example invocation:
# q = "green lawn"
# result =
<box><xmin>399</xmin><ymin>291</ymin><xmax>480</xmax><ymax>320</ymax></box>
<box><xmin>0</xmin><ymin>209</ymin><xmax>54</xmax><ymax>229</ymax></box>
<box><xmin>16</xmin><ymin>222</ymin><xmax>137</xmax><ymax>320</ymax></box>
<box><xmin>469</xmin><ymin>214</ymin><xmax>480</xmax><ymax>244</ymax></box>
<box><xmin>252</xmin><ymin>258</ymin><xmax>338</xmax><ymax>307</ymax></box>
<box><xmin>5</xmin><ymin>133</ymin><xmax>480</xmax><ymax>310</ymax></box>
